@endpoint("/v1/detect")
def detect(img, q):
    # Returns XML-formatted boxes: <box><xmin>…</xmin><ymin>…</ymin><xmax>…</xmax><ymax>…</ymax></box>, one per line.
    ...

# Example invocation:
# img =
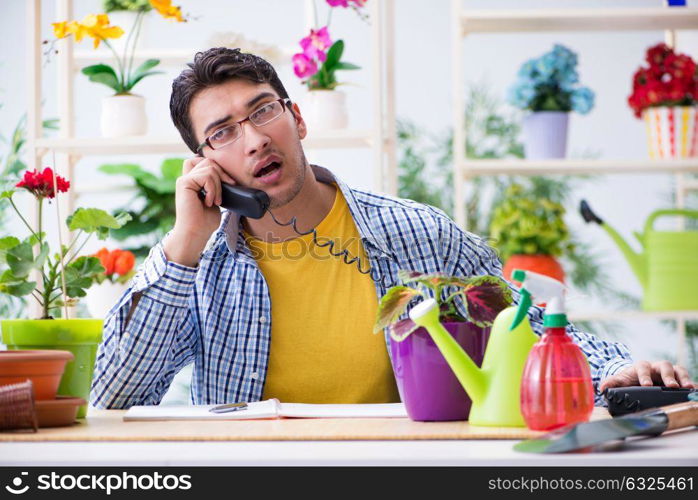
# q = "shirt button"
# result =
<box><xmin>259</xmin><ymin>316</ymin><xmax>267</xmax><ymax>323</ymax></box>
<box><xmin>250</xmin><ymin>372</ymin><xmax>259</xmax><ymax>380</ymax></box>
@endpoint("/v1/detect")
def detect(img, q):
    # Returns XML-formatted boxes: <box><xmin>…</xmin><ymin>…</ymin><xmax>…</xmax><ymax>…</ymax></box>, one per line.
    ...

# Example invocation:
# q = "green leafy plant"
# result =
<box><xmin>374</xmin><ymin>270</ymin><xmax>513</xmax><ymax>342</ymax></box>
<box><xmin>98</xmin><ymin>158</ymin><xmax>182</xmax><ymax>257</ymax></box>
<box><xmin>489</xmin><ymin>183</ymin><xmax>574</xmax><ymax>262</ymax></box>
<box><xmin>0</xmin><ymin>168</ymin><xmax>130</xmax><ymax>319</ymax></box>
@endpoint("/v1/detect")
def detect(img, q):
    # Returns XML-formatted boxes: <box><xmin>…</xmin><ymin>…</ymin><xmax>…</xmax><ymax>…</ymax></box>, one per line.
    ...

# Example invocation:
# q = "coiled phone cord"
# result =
<box><xmin>266</xmin><ymin>208</ymin><xmax>391</xmax><ymax>288</ymax></box>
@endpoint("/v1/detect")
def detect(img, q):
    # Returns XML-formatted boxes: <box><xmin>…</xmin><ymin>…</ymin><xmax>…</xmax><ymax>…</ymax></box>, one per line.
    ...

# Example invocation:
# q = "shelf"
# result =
<box><xmin>32</xmin><ymin>130</ymin><xmax>376</xmax><ymax>156</ymax></box>
<box><xmin>568</xmin><ymin>310</ymin><xmax>698</xmax><ymax>322</ymax></box>
<box><xmin>459</xmin><ymin>158</ymin><xmax>698</xmax><ymax>177</ymax></box>
<box><xmin>74</xmin><ymin>49</ymin><xmax>195</xmax><ymax>68</ymax></box>
<box><xmin>459</xmin><ymin>8</ymin><xmax>698</xmax><ymax>35</ymax></box>
<box><xmin>73</xmin><ymin>47</ymin><xmax>296</xmax><ymax>69</ymax></box>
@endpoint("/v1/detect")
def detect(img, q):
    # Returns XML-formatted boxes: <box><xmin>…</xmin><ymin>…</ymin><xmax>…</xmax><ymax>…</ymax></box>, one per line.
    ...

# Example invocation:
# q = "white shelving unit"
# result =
<box><xmin>451</xmin><ymin>2</ymin><xmax>698</xmax><ymax>365</ymax></box>
<box><xmin>26</xmin><ymin>0</ymin><xmax>397</xmax><ymax>197</ymax></box>
<box><xmin>25</xmin><ymin>0</ymin><xmax>398</xmax><ymax>317</ymax></box>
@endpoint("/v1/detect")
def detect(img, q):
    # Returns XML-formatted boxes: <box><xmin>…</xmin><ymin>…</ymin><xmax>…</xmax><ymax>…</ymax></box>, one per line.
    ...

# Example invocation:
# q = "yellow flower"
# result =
<box><xmin>52</xmin><ymin>21</ymin><xmax>70</xmax><ymax>39</ymax></box>
<box><xmin>67</xmin><ymin>20</ymin><xmax>89</xmax><ymax>42</ymax></box>
<box><xmin>149</xmin><ymin>0</ymin><xmax>185</xmax><ymax>22</ymax></box>
<box><xmin>79</xmin><ymin>13</ymin><xmax>124</xmax><ymax>49</ymax></box>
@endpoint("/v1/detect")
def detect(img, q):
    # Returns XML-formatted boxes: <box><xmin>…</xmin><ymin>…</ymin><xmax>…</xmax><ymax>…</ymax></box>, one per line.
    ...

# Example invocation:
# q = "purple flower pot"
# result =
<box><xmin>389</xmin><ymin>322</ymin><xmax>490</xmax><ymax>421</ymax></box>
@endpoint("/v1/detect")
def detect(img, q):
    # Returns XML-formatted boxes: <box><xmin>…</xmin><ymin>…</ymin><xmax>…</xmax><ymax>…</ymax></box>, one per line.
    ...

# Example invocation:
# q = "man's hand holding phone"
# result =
<box><xmin>163</xmin><ymin>156</ymin><xmax>237</xmax><ymax>267</ymax></box>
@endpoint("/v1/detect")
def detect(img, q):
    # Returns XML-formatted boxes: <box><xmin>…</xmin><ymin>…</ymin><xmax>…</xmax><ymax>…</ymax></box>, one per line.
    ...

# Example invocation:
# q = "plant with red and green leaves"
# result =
<box><xmin>373</xmin><ymin>269</ymin><xmax>513</xmax><ymax>342</ymax></box>
<box><xmin>628</xmin><ymin>43</ymin><xmax>698</xmax><ymax>118</ymax></box>
<box><xmin>0</xmin><ymin>167</ymin><xmax>131</xmax><ymax>319</ymax></box>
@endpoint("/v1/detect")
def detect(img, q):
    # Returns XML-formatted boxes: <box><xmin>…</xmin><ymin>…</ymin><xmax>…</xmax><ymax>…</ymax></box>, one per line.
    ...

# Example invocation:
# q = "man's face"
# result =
<box><xmin>189</xmin><ymin>79</ymin><xmax>308</xmax><ymax>209</ymax></box>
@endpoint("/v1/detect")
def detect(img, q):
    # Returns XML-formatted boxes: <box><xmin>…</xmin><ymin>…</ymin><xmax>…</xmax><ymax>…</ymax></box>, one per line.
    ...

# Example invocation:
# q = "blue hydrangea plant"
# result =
<box><xmin>507</xmin><ymin>44</ymin><xmax>595</xmax><ymax>114</ymax></box>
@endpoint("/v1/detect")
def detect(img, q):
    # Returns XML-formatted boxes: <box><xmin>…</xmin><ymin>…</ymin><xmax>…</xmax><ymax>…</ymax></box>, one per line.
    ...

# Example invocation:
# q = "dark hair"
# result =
<box><xmin>170</xmin><ymin>47</ymin><xmax>290</xmax><ymax>153</ymax></box>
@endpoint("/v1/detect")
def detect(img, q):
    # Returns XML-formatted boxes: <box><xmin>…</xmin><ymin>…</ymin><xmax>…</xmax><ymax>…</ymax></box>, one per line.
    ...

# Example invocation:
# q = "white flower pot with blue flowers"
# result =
<box><xmin>521</xmin><ymin>111</ymin><xmax>569</xmax><ymax>159</ymax></box>
<box><xmin>508</xmin><ymin>44</ymin><xmax>594</xmax><ymax>160</ymax></box>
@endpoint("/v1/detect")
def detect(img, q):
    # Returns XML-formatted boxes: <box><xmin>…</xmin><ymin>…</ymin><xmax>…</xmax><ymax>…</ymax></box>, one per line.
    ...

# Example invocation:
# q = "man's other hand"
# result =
<box><xmin>600</xmin><ymin>360</ymin><xmax>697</xmax><ymax>392</ymax></box>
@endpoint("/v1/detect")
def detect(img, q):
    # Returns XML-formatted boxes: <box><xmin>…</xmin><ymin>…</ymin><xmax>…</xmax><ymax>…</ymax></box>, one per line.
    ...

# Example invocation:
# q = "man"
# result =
<box><xmin>90</xmin><ymin>48</ymin><xmax>694</xmax><ymax>409</ymax></box>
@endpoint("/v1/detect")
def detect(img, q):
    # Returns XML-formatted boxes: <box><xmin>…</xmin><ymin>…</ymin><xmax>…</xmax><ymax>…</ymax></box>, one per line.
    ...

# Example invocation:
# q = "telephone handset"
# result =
<box><xmin>197</xmin><ymin>183</ymin><xmax>269</xmax><ymax>219</ymax></box>
<box><xmin>197</xmin><ymin>182</ymin><xmax>388</xmax><ymax>286</ymax></box>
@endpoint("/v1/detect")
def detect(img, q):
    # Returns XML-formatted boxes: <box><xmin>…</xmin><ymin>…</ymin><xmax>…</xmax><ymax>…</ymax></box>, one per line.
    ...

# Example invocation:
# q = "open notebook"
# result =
<box><xmin>123</xmin><ymin>399</ymin><xmax>408</xmax><ymax>421</ymax></box>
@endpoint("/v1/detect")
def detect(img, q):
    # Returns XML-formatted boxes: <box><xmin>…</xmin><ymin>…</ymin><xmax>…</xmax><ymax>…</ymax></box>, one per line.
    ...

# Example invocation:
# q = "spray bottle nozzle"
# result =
<box><xmin>509</xmin><ymin>269</ymin><xmax>567</xmax><ymax>331</ymax></box>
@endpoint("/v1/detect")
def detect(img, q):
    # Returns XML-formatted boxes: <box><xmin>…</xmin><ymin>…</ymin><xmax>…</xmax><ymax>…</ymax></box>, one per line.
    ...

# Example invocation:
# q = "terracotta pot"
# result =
<box><xmin>1</xmin><ymin>319</ymin><xmax>103</xmax><ymax>418</ymax></box>
<box><xmin>503</xmin><ymin>254</ymin><xmax>565</xmax><ymax>285</ymax></box>
<box><xmin>35</xmin><ymin>396</ymin><xmax>86</xmax><ymax>428</ymax></box>
<box><xmin>0</xmin><ymin>350</ymin><xmax>74</xmax><ymax>400</ymax></box>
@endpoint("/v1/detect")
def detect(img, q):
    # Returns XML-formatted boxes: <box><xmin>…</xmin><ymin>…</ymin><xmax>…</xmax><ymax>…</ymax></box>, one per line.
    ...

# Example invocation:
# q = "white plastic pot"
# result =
<box><xmin>302</xmin><ymin>89</ymin><xmax>349</xmax><ymax>131</ymax></box>
<box><xmin>521</xmin><ymin>111</ymin><xmax>569</xmax><ymax>159</ymax></box>
<box><xmin>100</xmin><ymin>94</ymin><xmax>148</xmax><ymax>138</ymax></box>
<box><xmin>84</xmin><ymin>281</ymin><xmax>130</xmax><ymax>319</ymax></box>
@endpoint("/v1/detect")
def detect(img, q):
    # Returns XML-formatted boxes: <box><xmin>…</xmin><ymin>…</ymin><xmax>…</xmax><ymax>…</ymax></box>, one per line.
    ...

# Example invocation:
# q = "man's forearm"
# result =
<box><xmin>162</xmin><ymin>229</ymin><xmax>208</xmax><ymax>267</ymax></box>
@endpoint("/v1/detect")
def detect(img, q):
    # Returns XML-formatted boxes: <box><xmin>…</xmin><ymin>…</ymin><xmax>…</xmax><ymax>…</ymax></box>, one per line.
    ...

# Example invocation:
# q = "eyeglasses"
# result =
<box><xmin>196</xmin><ymin>98</ymin><xmax>292</xmax><ymax>154</ymax></box>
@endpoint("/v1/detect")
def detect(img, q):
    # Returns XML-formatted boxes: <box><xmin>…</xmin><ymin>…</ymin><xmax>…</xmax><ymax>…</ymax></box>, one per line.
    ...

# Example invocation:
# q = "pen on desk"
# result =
<box><xmin>209</xmin><ymin>402</ymin><xmax>248</xmax><ymax>414</ymax></box>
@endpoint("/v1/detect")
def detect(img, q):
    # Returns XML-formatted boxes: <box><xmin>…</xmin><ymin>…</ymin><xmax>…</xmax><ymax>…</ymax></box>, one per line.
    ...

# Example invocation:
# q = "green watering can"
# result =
<box><xmin>580</xmin><ymin>200</ymin><xmax>698</xmax><ymax>311</ymax></box>
<box><xmin>408</xmin><ymin>299</ymin><xmax>538</xmax><ymax>427</ymax></box>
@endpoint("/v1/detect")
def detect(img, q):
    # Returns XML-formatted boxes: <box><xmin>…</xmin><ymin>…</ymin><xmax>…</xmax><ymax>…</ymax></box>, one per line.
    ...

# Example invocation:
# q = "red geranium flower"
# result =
<box><xmin>628</xmin><ymin>43</ymin><xmax>698</xmax><ymax>118</ymax></box>
<box><xmin>15</xmin><ymin>167</ymin><xmax>70</xmax><ymax>198</ymax></box>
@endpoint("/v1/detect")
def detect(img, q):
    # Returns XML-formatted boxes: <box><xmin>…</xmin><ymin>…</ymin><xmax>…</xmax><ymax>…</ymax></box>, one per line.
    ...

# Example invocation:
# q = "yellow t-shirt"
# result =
<box><xmin>244</xmin><ymin>183</ymin><xmax>399</xmax><ymax>404</ymax></box>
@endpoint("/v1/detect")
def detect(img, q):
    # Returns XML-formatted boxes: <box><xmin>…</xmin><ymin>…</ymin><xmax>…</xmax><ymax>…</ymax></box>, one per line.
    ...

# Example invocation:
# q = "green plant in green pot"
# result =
<box><xmin>490</xmin><ymin>183</ymin><xmax>574</xmax><ymax>285</ymax></box>
<box><xmin>373</xmin><ymin>270</ymin><xmax>512</xmax><ymax>421</ymax></box>
<box><xmin>0</xmin><ymin>166</ymin><xmax>130</xmax><ymax>417</ymax></box>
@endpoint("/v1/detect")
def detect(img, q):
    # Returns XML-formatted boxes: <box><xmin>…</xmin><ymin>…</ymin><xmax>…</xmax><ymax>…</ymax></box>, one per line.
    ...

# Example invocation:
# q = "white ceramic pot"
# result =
<box><xmin>100</xmin><ymin>94</ymin><xmax>148</xmax><ymax>138</ymax></box>
<box><xmin>521</xmin><ymin>111</ymin><xmax>569</xmax><ymax>159</ymax></box>
<box><xmin>302</xmin><ymin>89</ymin><xmax>349</xmax><ymax>131</ymax></box>
<box><xmin>643</xmin><ymin>106</ymin><xmax>698</xmax><ymax>159</ymax></box>
<box><xmin>84</xmin><ymin>281</ymin><xmax>130</xmax><ymax>319</ymax></box>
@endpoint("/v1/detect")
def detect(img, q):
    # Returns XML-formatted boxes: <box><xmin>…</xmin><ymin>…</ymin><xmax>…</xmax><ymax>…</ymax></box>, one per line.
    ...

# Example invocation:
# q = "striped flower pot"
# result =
<box><xmin>643</xmin><ymin>105</ymin><xmax>698</xmax><ymax>159</ymax></box>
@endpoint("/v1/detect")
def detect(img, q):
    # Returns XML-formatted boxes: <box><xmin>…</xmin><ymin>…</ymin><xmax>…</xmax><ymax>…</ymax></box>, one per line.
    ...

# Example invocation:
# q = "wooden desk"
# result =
<box><xmin>1</xmin><ymin>408</ymin><xmax>697</xmax><ymax>466</ymax></box>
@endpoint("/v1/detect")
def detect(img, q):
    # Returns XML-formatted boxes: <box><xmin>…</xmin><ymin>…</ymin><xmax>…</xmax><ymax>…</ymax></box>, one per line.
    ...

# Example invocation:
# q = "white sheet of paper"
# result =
<box><xmin>122</xmin><ymin>400</ymin><xmax>407</xmax><ymax>421</ymax></box>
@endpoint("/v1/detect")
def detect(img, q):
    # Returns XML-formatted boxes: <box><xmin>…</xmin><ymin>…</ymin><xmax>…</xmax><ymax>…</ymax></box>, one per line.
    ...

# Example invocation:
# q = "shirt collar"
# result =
<box><xmin>218</xmin><ymin>164</ymin><xmax>392</xmax><ymax>260</ymax></box>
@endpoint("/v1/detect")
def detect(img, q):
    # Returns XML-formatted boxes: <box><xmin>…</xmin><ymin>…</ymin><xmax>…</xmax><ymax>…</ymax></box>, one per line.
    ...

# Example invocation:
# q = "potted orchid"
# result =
<box><xmin>292</xmin><ymin>0</ymin><xmax>366</xmax><ymax>130</ymax></box>
<box><xmin>374</xmin><ymin>270</ymin><xmax>513</xmax><ymax>421</ymax></box>
<box><xmin>0</xmin><ymin>167</ymin><xmax>131</xmax><ymax>417</ymax></box>
<box><xmin>628</xmin><ymin>43</ymin><xmax>698</xmax><ymax>159</ymax></box>
<box><xmin>507</xmin><ymin>44</ymin><xmax>595</xmax><ymax>159</ymax></box>
<box><xmin>50</xmin><ymin>0</ymin><xmax>188</xmax><ymax>137</ymax></box>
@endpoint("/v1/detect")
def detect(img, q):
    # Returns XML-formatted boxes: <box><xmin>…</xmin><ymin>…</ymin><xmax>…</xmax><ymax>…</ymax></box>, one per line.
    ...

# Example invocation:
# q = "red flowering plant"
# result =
<box><xmin>0</xmin><ymin>167</ymin><xmax>130</xmax><ymax>319</ymax></box>
<box><xmin>628</xmin><ymin>43</ymin><xmax>698</xmax><ymax>118</ymax></box>
<box><xmin>373</xmin><ymin>270</ymin><xmax>513</xmax><ymax>342</ymax></box>
<box><xmin>292</xmin><ymin>0</ymin><xmax>367</xmax><ymax>90</ymax></box>
<box><xmin>92</xmin><ymin>247</ymin><xmax>136</xmax><ymax>285</ymax></box>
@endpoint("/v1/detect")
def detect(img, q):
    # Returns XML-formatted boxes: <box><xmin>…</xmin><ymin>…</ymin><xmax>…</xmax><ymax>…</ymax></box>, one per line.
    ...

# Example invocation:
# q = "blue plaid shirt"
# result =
<box><xmin>91</xmin><ymin>165</ymin><xmax>633</xmax><ymax>409</ymax></box>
